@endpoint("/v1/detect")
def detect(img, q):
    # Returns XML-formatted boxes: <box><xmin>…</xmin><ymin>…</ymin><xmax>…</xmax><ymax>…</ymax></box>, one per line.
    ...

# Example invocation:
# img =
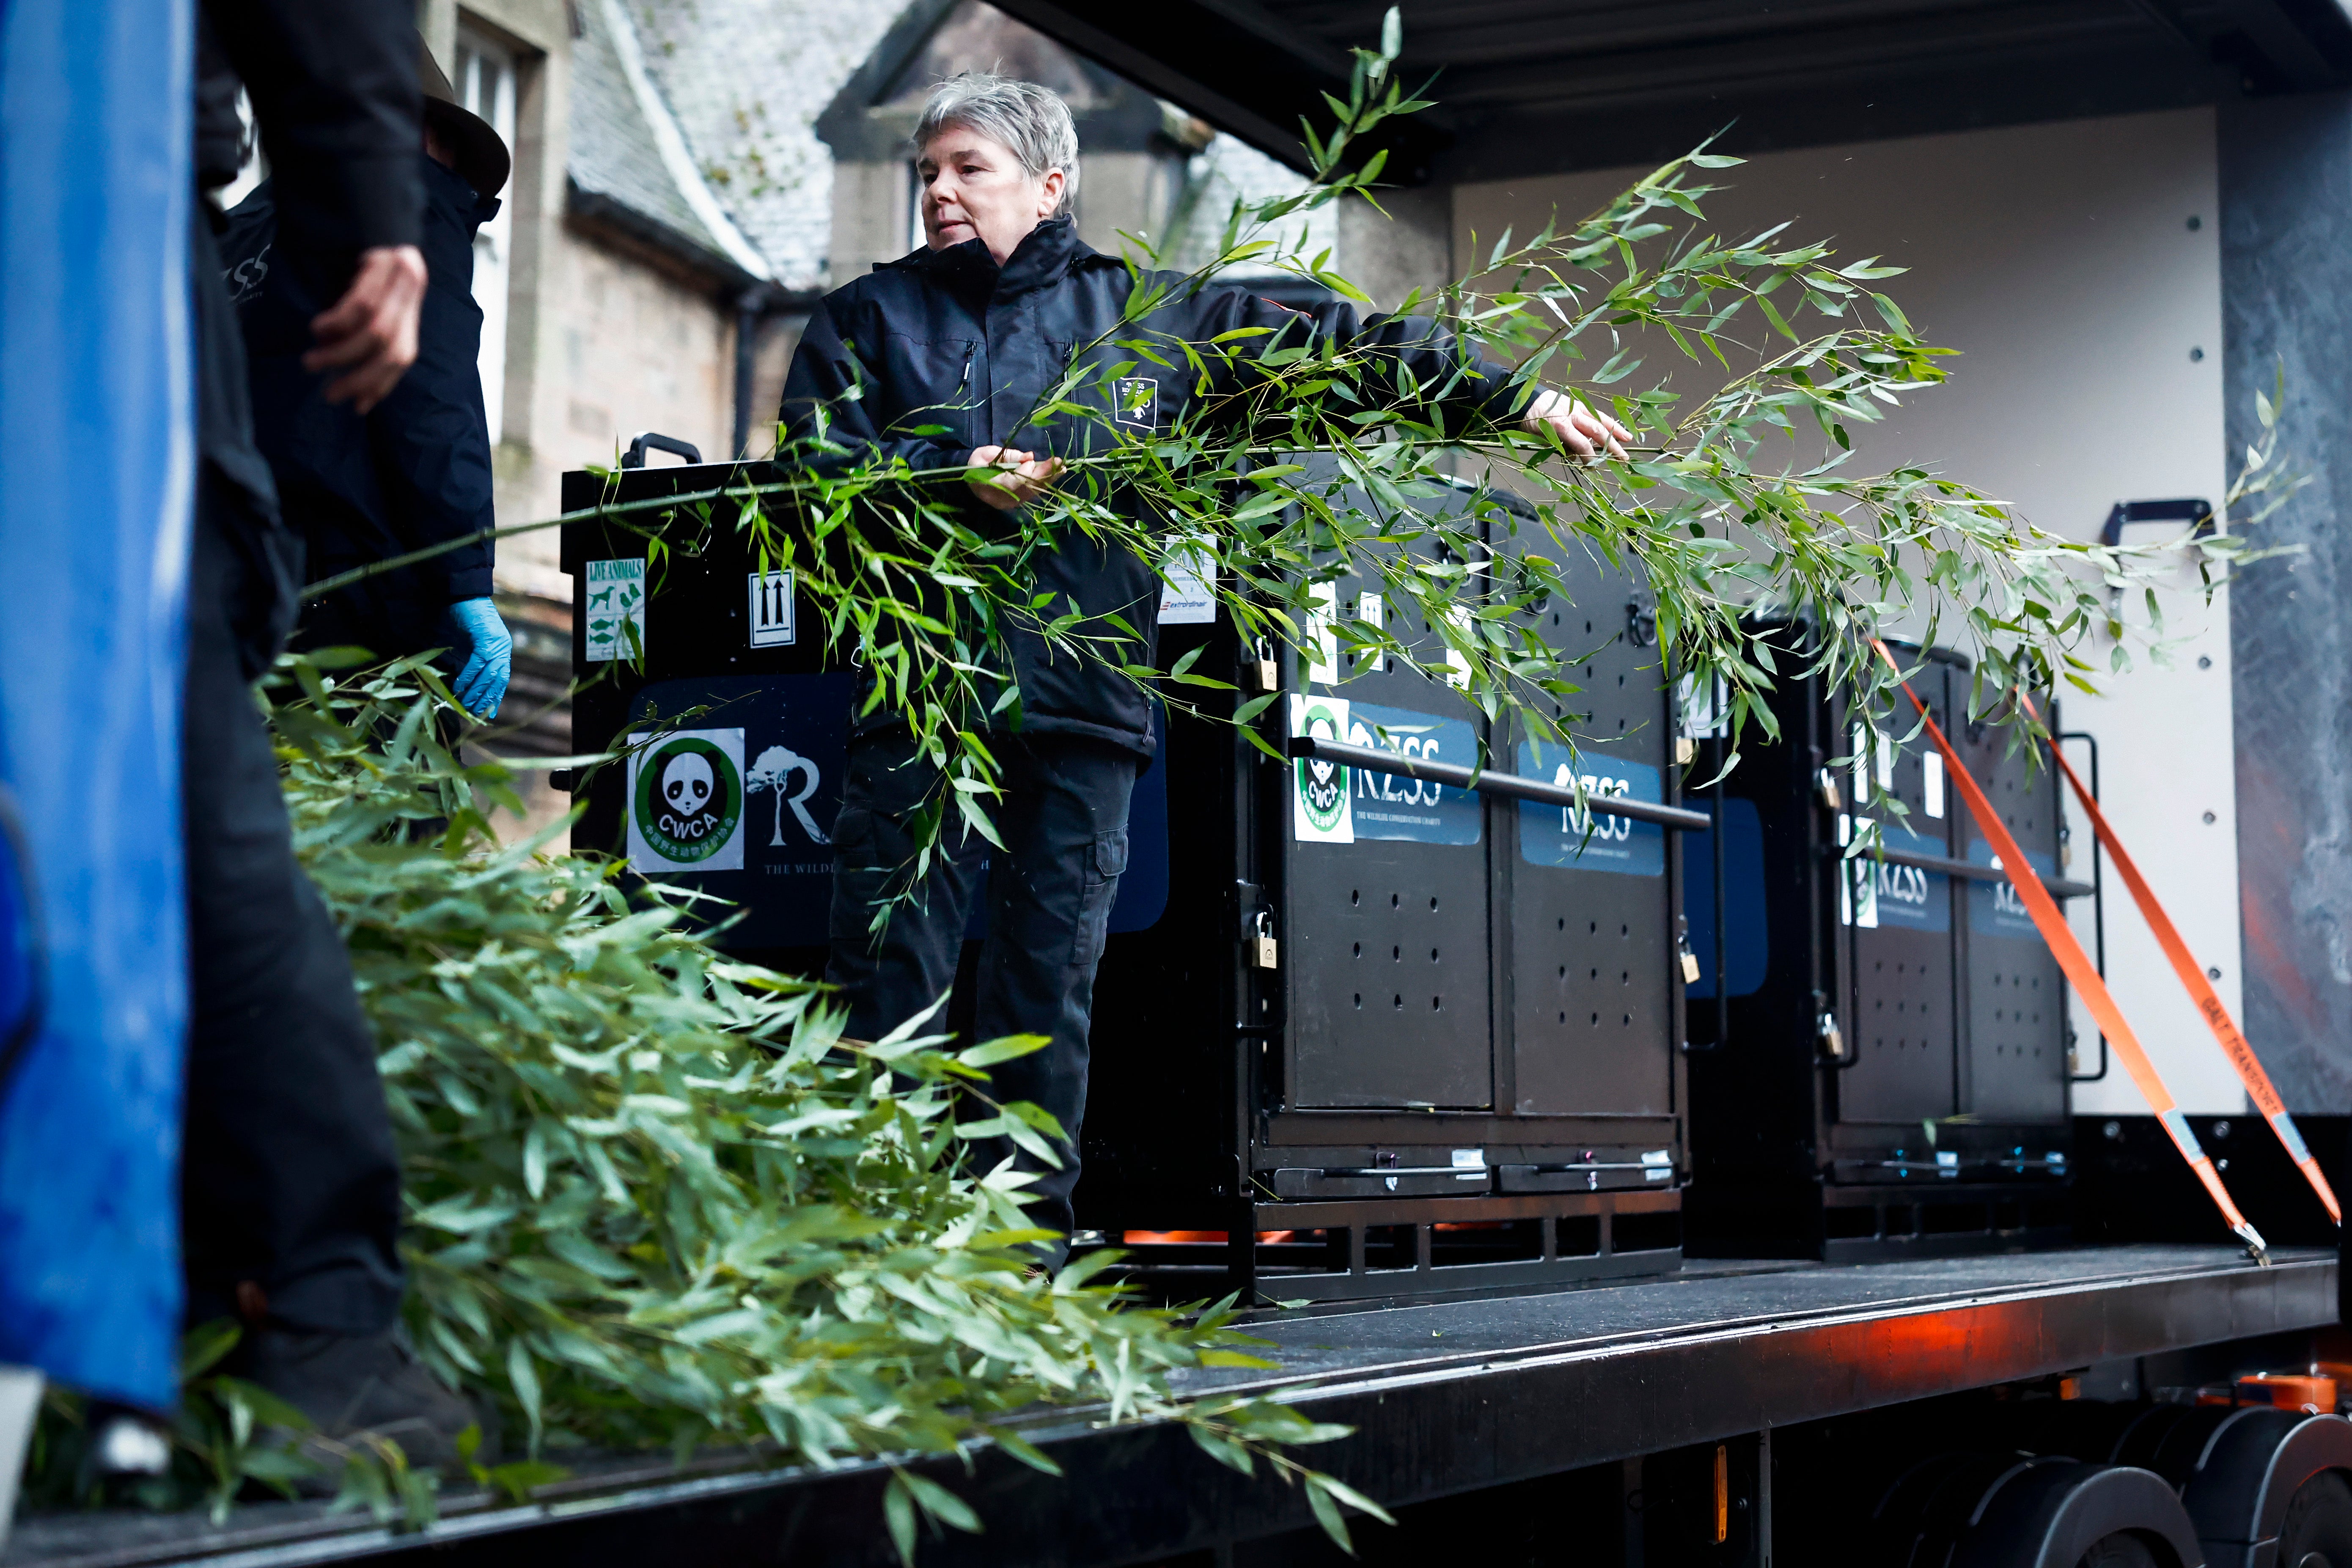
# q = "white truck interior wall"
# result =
<box><xmin>1456</xmin><ymin>109</ymin><xmax>2248</xmax><ymax>1115</ymax></box>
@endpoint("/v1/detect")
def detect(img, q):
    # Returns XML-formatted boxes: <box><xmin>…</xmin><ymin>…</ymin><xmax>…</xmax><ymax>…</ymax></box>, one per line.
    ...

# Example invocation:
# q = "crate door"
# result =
<box><xmin>1956</xmin><ymin>700</ymin><xmax>2069</xmax><ymax>1124</ymax></box>
<box><xmin>1835</xmin><ymin>662</ymin><xmax>1961</xmax><ymax>1123</ymax></box>
<box><xmin>1284</xmin><ymin>531</ymin><xmax>1494</xmax><ymax>1110</ymax></box>
<box><xmin>1505</xmin><ymin>544</ymin><xmax>1677</xmax><ymax>1117</ymax></box>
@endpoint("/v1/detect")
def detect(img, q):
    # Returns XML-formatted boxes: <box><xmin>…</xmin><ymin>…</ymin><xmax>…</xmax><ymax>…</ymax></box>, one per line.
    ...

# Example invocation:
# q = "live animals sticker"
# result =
<box><xmin>585</xmin><ymin>558</ymin><xmax>646</xmax><ymax>662</ymax></box>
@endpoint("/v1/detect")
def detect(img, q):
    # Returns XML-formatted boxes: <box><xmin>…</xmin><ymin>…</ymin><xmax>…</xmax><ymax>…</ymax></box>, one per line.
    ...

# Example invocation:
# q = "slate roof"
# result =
<box><xmin>568</xmin><ymin>0</ymin><xmax>777</xmax><ymax>283</ymax></box>
<box><xmin>626</xmin><ymin>0</ymin><xmax>903</xmax><ymax>291</ymax></box>
<box><xmin>567</xmin><ymin>0</ymin><xmax>1324</xmax><ymax>294</ymax></box>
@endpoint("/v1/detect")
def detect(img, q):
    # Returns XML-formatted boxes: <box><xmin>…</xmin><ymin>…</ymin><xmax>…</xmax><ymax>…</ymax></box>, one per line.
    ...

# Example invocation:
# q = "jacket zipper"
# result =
<box><xmin>958</xmin><ymin>342</ymin><xmax>983</xmax><ymax>446</ymax></box>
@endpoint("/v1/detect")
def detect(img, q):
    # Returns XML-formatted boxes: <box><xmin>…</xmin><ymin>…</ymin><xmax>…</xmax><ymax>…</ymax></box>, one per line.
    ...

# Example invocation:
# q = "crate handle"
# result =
<box><xmin>623</xmin><ymin>432</ymin><xmax>704</xmax><ymax>470</ymax></box>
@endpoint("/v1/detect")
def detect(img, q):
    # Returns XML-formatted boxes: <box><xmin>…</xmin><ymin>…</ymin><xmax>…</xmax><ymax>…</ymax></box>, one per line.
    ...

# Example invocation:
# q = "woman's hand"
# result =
<box><xmin>965</xmin><ymin>445</ymin><xmax>1066</xmax><ymax>511</ymax></box>
<box><xmin>1520</xmin><ymin>388</ymin><xmax>1632</xmax><ymax>461</ymax></box>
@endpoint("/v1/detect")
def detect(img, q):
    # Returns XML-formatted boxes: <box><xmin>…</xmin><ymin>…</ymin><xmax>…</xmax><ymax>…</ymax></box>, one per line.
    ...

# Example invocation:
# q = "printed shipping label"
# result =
<box><xmin>1158</xmin><ymin>538</ymin><xmax>1216</xmax><ymax>625</ymax></box>
<box><xmin>1289</xmin><ymin>694</ymin><xmax>1354</xmax><ymax>844</ymax></box>
<box><xmin>1357</xmin><ymin>591</ymin><xmax>1385</xmax><ymax>672</ymax></box>
<box><xmin>627</xmin><ymin>727</ymin><xmax>747</xmax><ymax>873</ymax></box>
<box><xmin>1679</xmin><ymin>673</ymin><xmax>1727</xmax><ymax>739</ymax></box>
<box><xmin>1304</xmin><ymin>581</ymin><xmax>1339</xmax><ymax>687</ymax></box>
<box><xmin>584</xmin><ymin>558</ymin><xmax>647</xmax><ymax>662</ymax></box>
<box><xmin>1852</xmin><ymin>723</ymin><xmax>1896</xmax><ymax>801</ymax></box>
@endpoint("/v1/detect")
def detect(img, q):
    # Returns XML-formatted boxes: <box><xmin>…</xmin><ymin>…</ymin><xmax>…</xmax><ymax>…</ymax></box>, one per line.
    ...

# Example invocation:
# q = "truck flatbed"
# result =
<box><xmin>5</xmin><ymin>1245</ymin><xmax>2331</xmax><ymax>1568</ymax></box>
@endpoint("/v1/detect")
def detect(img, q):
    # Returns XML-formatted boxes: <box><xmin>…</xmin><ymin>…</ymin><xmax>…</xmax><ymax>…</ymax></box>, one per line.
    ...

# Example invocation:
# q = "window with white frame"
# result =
<box><xmin>454</xmin><ymin>26</ymin><xmax>517</xmax><ymax>440</ymax></box>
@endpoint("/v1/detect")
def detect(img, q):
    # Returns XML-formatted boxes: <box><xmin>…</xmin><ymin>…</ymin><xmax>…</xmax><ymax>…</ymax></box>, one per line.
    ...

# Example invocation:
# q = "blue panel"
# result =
<box><xmin>1516</xmin><ymin>746</ymin><xmax>1665</xmax><ymax>876</ymax></box>
<box><xmin>1682</xmin><ymin>798</ymin><xmax>1768</xmax><ymax>999</ymax></box>
<box><xmin>1969</xmin><ymin>844</ymin><xmax>2054</xmax><ymax>941</ymax></box>
<box><xmin>1346</xmin><ymin>701</ymin><xmax>1481</xmax><ymax>846</ymax></box>
<box><xmin>1850</xmin><ymin>818</ymin><xmax>1950</xmax><ymax>933</ymax></box>
<box><xmin>0</xmin><ymin>0</ymin><xmax>194</xmax><ymax>1410</ymax></box>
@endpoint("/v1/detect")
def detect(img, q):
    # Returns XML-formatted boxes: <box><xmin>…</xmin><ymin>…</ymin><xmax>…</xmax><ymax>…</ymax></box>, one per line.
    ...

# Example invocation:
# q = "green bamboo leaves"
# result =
<box><xmin>261</xmin><ymin>655</ymin><xmax>1377</xmax><ymax>1559</ymax></box>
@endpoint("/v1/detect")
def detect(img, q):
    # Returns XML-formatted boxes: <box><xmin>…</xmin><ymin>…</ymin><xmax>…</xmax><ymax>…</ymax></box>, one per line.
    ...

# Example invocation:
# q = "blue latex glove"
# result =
<box><xmin>444</xmin><ymin>597</ymin><xmax>512</xmax><ymax>718</ymax></box>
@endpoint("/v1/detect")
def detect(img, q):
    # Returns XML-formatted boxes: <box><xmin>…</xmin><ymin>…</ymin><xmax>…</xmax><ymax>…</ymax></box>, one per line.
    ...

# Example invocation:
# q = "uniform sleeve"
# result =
<box><xmin>201</xmin><ymin>0</ymin><xmax>422</xmax><ymax>267</ymax></box>
<box><xmin>778</xmin><ymin>300</ymin><xmax>973</xmax><ymax>482</ymax></box>
<box><xmin>365</xmin><ymin>258</ymin><xmax>494</xmax><ymax>604</ymax></box>
<box><xmin>1199</xmin><ymin>288</ymin><xmax>1533</xmax><ymax>434</ymax></box>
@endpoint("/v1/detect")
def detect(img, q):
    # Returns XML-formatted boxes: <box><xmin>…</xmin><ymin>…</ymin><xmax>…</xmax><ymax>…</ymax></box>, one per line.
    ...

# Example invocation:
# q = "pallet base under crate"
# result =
<box><xmin>1090</xmin><ymin>1186</ymin><xmax>1683</xmax><ymax>1304</ymax></box>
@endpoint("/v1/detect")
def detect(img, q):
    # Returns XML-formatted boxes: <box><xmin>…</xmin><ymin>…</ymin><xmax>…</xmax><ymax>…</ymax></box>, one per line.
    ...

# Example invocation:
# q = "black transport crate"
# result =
<box><xmin>555</xmin><ymin>448</ymin><xmax>1176</xmax><ymax>966</ymax></box>
<box><xmin>1681</xmin><ymin>629</ymin><xmax>2088</xmax><ymax>1262</ymax></box>
<box><xmin>558</xmin><ymin>450</ymin><xmax>1700</xmax><ymax>1301</ymax></box>
<box><xmin>561</xmin><ymin>454</ymin><xmax>829</xmax><ymax>962</ymax></box>
<box><xmin>1083</xmin><ymin>478</ymin><xmax>1700</xmax><ymax>1302</ymax></box>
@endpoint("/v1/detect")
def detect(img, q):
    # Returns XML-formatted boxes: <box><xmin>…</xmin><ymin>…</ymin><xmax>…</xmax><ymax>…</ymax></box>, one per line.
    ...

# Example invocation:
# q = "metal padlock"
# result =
<box><xmin>1675</xmin><ymin>736</ymin><xmax>1697</xmax><ymax>766</ymax></box>
<box><xmin>1815</xmin><ymin>767</ymin><xmax>1843</xmax><ymax>810</ymax></box>
<box><xmin>1250</xmin><ymin>910</ymin><xmax>1279</xmax><ymax>970</ymax></box>
<box><xmin>1818</xmin><ymin>1011</ymin><xmax>1846</xmax><ymax>1059</ymax></box>
<box><xmin>1253</xmin><ymin>638</ymin><xmax>1278</xmax><ymax>693</ymax></box>
<box><xmin>1680</xmin><ymin>946</ymin><xmax>1702</xmax><ymax>986</ymax></box>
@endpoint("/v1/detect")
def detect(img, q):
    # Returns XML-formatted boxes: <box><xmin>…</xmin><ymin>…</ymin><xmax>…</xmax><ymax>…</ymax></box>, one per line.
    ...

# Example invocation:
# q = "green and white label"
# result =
<box><xmin>1289</xmin><ymin>694</ymin><xmax>1353</xmax><ymax>844</ymax></box>
<box><xmin>584</xmin><ymin>558</ymin><xmax>646</xmax><ymax>662</ymax></box>
<box><xmin>628</xmin><ymin>728</ymin><xmax>745</xmax><ymax>871</ymax></box>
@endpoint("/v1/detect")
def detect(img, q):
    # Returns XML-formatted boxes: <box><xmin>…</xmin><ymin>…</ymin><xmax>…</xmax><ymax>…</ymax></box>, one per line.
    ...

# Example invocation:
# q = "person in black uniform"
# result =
<box><xmin>223</xmin><ymin>41</ymin><xmax>514</xmax><ymax>719</ymax></box>
<box><xmin>779</xmin><ymin>73</ymin><xmax>1628</xmax><ymax>1262</ymax></box>
<box><xmin>187</xmin><ymin>0</ymin><xmax>472</xmax><ymax>1461</ymax></box>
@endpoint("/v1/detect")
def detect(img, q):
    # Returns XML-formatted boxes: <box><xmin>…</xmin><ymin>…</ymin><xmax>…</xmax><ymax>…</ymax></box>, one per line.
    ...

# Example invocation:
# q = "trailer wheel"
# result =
<box><xmin>2276</xmin><ymin>1468</ymin><xmax>2352</xmax><ymax>1568</ymax></box>
<box><xmin>1951</xmin><ymin>1461</ymin><xmax>2203</xmax><ymax>1568</ymax></box>
<box><xmin>1867</xmin><ymin>1450</ymin><xmax>2014</xmax><ymax>1565</ymax></box>
<box><xmin>2179</xmin><ymin>1411</ymin><xmax>2352</xmax><ymax>1568</ymax></box>
<box><xmin>2077</xmin><ymin>1532</ymin><xmax>2163</xmax><ymax>1568</ymax></box>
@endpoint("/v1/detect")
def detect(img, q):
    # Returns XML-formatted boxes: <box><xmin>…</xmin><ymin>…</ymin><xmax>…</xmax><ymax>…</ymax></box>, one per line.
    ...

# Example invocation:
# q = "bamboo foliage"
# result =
<box><xmin>271</xmin><ymin>654</ymin><xmax>1383</xmax><ymax>1554</ymax></box>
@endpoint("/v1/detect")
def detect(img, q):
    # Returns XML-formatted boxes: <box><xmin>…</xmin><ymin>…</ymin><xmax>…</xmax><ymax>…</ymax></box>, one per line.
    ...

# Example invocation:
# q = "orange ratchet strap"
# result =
<box><xmin>1867</xmin><ymin>640</ymin><xmax>2269</xmax><ymax>1264</ymax></box>
<box><xmin>2016</xmin><ymin>692</ymin><xmax>2340</xmax><ymax>1227</ymax></box>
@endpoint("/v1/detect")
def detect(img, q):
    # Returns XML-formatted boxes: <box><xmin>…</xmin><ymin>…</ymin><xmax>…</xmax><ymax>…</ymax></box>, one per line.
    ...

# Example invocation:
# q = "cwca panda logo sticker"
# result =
<box><xmin>628</xmin><ymin>728</ymin><xmax>746</xmax><ymax>872</ymax></box>
<box><xmin>1289</xmin><ymin>695</ymin><xmax>1354</xmax><ymax>844</ymax></box>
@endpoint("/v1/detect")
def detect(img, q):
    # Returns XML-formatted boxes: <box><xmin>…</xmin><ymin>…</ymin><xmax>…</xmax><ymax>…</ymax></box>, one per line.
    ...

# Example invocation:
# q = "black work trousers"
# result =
<box><xmin>179</xmin><ymin>487</ymin><xmax>405</xmax><ymax>1333</ymax></box>
<box><xmin>826</xmin><ymin>730</ymin><xmax>1138</xmax><ymax>1256</ymax></box>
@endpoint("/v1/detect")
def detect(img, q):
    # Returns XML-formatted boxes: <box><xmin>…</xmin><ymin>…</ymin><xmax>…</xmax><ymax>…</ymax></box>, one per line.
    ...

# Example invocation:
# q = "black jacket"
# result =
<box><xmin>198</xmin><ymin>0</ymin><xmax>421</xmax><ymax>265</ymax></box>
<box><xmin>223</xmin><ymin>155</ymin><xmax>498</xmax><ymax>660</ymax></box>
<box><xmin>779</xmin><ymin>214</ymin><xmax>1524</xmax><ymax>758</ymax></box>
<box><xmin>193</xmin><ymin>0</ymin><xmax>422</xmax><ymax>676</ymax></box>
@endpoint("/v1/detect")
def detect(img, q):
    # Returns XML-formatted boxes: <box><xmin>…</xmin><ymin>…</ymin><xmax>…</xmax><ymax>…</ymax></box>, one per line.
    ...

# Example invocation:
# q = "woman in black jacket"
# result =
<box><xmin>780</xmin><ymin>72</ymin><xmax>1626</xmax><ymax>1260</ymax></box>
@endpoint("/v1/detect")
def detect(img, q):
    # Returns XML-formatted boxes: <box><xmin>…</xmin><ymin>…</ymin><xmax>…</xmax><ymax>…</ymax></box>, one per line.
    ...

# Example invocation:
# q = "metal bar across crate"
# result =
<box><xmin>1822</xmin><ymin>842</ymin><xmax>2097</xmax><ymax>899</ymax></box>
<box><xmin>1285</xmin><ymin>736</ymin><xmax>1713</xmax><ymax>830</ymax></box>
